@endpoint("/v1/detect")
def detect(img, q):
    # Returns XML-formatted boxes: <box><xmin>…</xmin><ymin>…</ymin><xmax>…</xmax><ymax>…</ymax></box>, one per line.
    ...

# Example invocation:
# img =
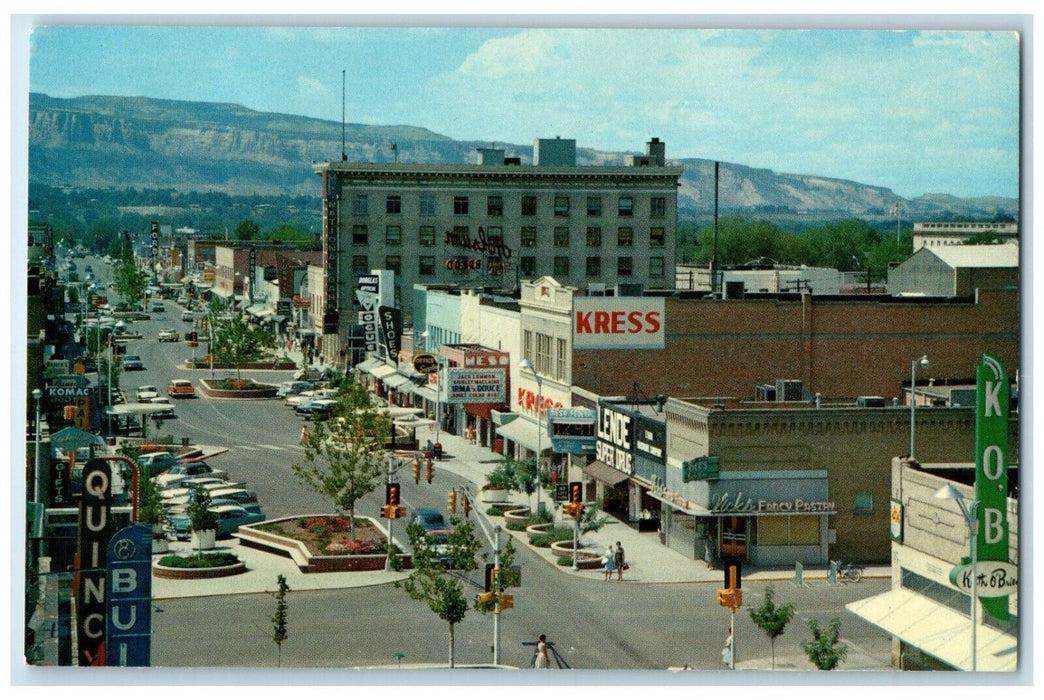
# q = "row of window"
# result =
<box><xmin>352</xmin><ymin>193</ymin><xmax>667</xmax><ymax>218</ymax></box>
<box><xmin>351</xmin><ymin>255</ymin><xmax>665</xmax><ymax>278</ymax></box>
<box><xmin>522</xmin><ymin>330</ymin><xmax>568</xmax><ymax>382</ymax></box>
<box><xmin>351</xmin><ymin>224</ymin><xmax>667</xmax><ymax>248</ymax></box>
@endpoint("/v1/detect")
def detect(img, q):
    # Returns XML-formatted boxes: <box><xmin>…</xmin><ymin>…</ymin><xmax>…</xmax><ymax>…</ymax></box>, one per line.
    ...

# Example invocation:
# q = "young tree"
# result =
<box><xmin>210</xmin><ymin>311</ymin><xmax>275</xmax><ymax>384</ymax></box>
<box><xmin>801</xmin><ymin>617</ymin><xmax>849</xmax><ymax>671</ymax></box>
<box><xmin>292</xmin><ymin>381</ymin><xmax>391</xmax><ymax>541</ymax></box>
<box><xmin>186</xmin><ymin>488</ymin><xmax>218</xmax><ymax>558</ymax></box>
<box><xmin>112</xmin><ymin>255</ymin><xmax>147</xmax><ymax>310</ymax></box>
<box><xmin>271</xmin><ymin>574</ymin><xmax>290</xmax><ymax>667</ymax></box>
<box><xmin>400</xmin><ymin>517</ymin><xmax>483</xmax><ymax>668</ymax></box>
<box><xmin>747</xmin><ymin>585</ymin><xmax>796</xmax><ymax>670</ymax></box>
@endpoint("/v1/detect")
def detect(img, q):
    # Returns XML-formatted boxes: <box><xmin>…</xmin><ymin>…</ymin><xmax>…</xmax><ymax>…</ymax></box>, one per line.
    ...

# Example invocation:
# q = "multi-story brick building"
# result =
<box><xmin>312</xmin><ymin>136</ymin><xmax>685</xmax><ymax>340</ymax></box>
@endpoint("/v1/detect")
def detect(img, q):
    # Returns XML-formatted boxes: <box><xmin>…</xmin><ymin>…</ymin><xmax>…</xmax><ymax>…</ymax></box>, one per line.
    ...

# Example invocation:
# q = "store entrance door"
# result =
<box><xmin>720</xmin><ymin>515</ymin><xmax>748</xmax><ymax>561</ymax></box>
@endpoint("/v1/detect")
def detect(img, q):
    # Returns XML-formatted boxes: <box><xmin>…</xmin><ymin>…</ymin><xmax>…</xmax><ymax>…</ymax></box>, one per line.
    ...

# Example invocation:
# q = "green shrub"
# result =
<box><xmin>555</xmin><ymin>556</ymin><xmax>574</xmax><ymax>566</ymax></box>
<box><xmin>505</xmin><ymin>521</ymin><xmax>528</xmax><ymax>531</ymax></box>
<box><xmin>158</xmin><ymin>552</ymin><xmax>240</xmax><ymax>568</ymax></box>
<box><xmin>529</xmin><ymin>527</ymin><xmax>573</xmax><ymax>547</ymax></box>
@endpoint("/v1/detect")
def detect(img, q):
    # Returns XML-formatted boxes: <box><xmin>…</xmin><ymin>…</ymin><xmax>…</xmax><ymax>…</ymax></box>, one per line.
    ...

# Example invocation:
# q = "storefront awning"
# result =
<box><xmin>647</xmin><ymin>489</ymin><xmax>713</xmax><ymax>516</ymax></box>
<box><xmin>356</xmin><ymin>358</ymin><xmax>382</xmax><ymax>373</ymax></box>
<box><xmin>495</xmin><ymin>418</ymin><xmax>549</xmax><ymax>453</ymax></box>
<box><xmin>846</xmin><ymin>589</ymin><xmax>1017</xmax><ymax>672</ymax></box>
<box><xmin>410</xmin><ymin>384</ymin><xmax>439</xmax><ymax>403</ymax></box>
<box><xmin>371</xmin><ymin>364</ymin><xmax>398</xmax><ymax>380</ymax></box>
<box><xmin>209</xmin><ymin>287</ymin><xmax>232</xmax><ymax>298</ymax></box>
<box><xmin>581</xmin><ymin>459</ymin><xmax>632</xmax><ymax>486</ymax></box>
<box><xmin>383</xmin><ymin>373</ymin><xmax>412</xmax><ymax>390</ymax></box>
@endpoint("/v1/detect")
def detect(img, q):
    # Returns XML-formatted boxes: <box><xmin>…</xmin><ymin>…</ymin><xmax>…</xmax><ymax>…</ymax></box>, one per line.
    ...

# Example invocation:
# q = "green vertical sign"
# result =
<box><xmin>976</xmin><ymin>354</ymin><xmax>1010</xmax><ymax>620</ymax></box>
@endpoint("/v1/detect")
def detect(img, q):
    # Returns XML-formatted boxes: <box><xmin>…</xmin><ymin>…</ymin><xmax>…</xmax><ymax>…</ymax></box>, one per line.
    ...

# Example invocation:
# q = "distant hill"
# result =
<box><xmin>28</xmin><ymin>93</ymin><xmax>1017</xmax><ymax>221</ymax></box>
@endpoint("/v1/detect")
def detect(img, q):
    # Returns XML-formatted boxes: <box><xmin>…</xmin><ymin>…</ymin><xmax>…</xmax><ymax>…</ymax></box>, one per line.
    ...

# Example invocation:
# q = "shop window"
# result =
<box><xmin>453</xmin><ymin>196</ymin><xmax>469</xmax><ymax>215</ymax></box>
<box><xmin>854</xmin><ymin>492</ymin><xmax>874</xmax><ymax>514</ymax></box>
<box><xmin>789</xmin><ymin>516</ymin><xmax>820</xmax><ymax>545</ymax></box>
<box><xmin>386</xmin><ymin>195</ymin><xmax>401</xmax><ymax>214</ymax></box>
<box><xmin>419</xmin><ymin>226</ymin><xmax>436</xmax><ymax>247</ymax></box>
<box><xmin>487</xmin><ymin>195</ymin><xmax>503</xmax><ymax>216</ymax></box>
<box><xmin>351</xmin><ymin>193</ymin><xmax>368</xmax><ymax>216</ymax></box>
<box><xmin>352</xmin><ymin>225</ymin><xmax>368</xmax><ymax>245</ymax></box>
<box><xmin>521</xmin><ymin>195</ymin><xmax>537</xmax><ymax>216</ymax></box>
<box><xmin>554</xmin><ymin>227</ymin><xmax>570</xmax><ymax>247</ymax></box>
<box><xmin>755</xmin><ymin>515</ymin><xmax>819</xmax><ymax>546</ymax></box>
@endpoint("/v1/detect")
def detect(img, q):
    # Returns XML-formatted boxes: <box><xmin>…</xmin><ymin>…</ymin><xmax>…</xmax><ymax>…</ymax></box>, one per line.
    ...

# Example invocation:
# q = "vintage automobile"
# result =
<box><xmin>158</xmin><ymin>328</ymin><xmax>180</xmax><ymax>342</ymax></box>
<box><xmin>166</xmin><ymin>504</ymin><xmax>266</xmax><ymax>540</ymax></box>
<box><xmin>167</xmin><ymin>379</ymin><xmax>196</xmax><ymax>398</ymax></box>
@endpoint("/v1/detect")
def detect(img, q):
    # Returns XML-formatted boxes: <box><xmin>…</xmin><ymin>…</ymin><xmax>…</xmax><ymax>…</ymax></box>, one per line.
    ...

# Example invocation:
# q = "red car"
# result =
<box><xmin>167</xmin><ymin>379</ymin><xmax>196</xmax><ymax>398</ymax></box>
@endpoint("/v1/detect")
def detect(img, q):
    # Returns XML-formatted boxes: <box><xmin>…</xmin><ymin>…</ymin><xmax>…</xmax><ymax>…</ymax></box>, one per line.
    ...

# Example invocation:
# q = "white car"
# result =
<box><xmin>136</xmin><ymin>385</ymin><xmax>160</xmax><ymax>402</ymax></box>
<box><xmin>285</xmin><ymin>388</ymin><xmax>338</xmax><ymax>407</ymax></box>
<box><xmin>158</xmin><ymin>328</ymin><xmax>180</xmax><ymax>342</ymax></box>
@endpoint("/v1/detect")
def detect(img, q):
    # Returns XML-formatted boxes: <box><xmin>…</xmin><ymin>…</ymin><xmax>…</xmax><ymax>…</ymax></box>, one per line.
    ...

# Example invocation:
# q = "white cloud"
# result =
<box><xmin>298</xmin><ymin>76</ymin><xmax>328</xmax><ymax>100</ymax></box>
<box><xmin>457</xmin><ymin>29</ymin><xmax>557</xmax><ymax>78</ymax></box>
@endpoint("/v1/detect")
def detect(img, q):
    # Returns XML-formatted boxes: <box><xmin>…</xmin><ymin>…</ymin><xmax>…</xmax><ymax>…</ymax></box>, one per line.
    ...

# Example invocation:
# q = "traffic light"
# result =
<box><xmin>426</xmin><ymin>458</ymin><xmax>434</xmax><ymax>484</ymax></box>
<box><xmin>723</xmin><ymin>560</ymin><xmax>742</xmax><ymax>590</ymax></box>
<box><xmin>381</xmin><ymin>505</ymin><xmax>393</xmax><ymax>519</ymax></box>
<box><xmin>386</xmin><ymin>482</ymin><xmax>401</xmax><ymax>507</ymax></box>
<box><xmin>569</xmin><ymin>481</ymin><xmax>582</xmax><ymax>504</ymax></box>
<box><xmin>412</xmin><ymin>457</ymin><xmax>420</xmax><ymax>484</ymax></box>
<box><xmin>484</xmin><ymin>563</ymin><xmax>496</xmax><ymax>592</ymax></box>
<box><xmin>717</xmin><ymin>589</ymin><xmax>734</xmax><ymax>608</ymax></box>
<box><xmin>497</xmin><ymin>593</ymin><xmax>514</xmax><ymax>610</ymax></box>
<box><xmin>447</xmin><ymin>489</ymin><xmax>457</xmax><ymax>514</ymax></box>
<box><xmin>476</xmin><ymin>592</ymin><xmax>495</xmax><ymax>606</ymax></box>
<box><xmin>462</xmin><ymin>492</ymin><xmax>471</xmax><ymax>516</ymax></box>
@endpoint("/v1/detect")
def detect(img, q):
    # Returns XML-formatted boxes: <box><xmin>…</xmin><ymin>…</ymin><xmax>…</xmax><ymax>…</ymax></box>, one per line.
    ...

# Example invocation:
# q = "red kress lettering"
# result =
<box><xmin>575</xmin><ymin>311</ymin><xmax>661</xmax><ymax>334</ymax></box>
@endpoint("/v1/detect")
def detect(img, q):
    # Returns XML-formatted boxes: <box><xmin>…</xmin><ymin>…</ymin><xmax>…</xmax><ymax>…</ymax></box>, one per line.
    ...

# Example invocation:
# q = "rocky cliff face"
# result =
<box><xmin>28</xmin><ymin>93</ymin><xmax>1017</xmax><ymax>219</ymax></box>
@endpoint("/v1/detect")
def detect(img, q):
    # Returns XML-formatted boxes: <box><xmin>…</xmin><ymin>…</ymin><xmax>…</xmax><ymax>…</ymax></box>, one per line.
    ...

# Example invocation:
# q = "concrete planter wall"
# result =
<box><xmin>191</xmin><ymin>529</ymin><xmax>216</xmax><ymax>550</ymax></box>
<box><xmin>236</xmin><ymin>516</ymin><xmax>409</xmax><ymax>573</ymax></box>
<box><xmin>189</xmin><ymin>359</ymin><xmax>296</xmax><ymax>371</ymax></box>
<box><xmin>198</xmin><ymin>379</ymin><xmax>278</xmax><ymax>399</ymax></box>
<box><xmin>153</xmin><ymin>559</ymin><xmax>247</xmax><ymax>579</ymax></box>
<box><xmin>549</xmin><ymin>541</ymin><xmax>604</xmax><ymax>569</ymax></box>
<box><xmin>501</xmin><ymin>506</ymin><xmax>532</xmax><ymax>526</ymax></box>
<box><xmin>479</xmin><ymin>487</ymin><xmax>509</xmax><ymax>503</ymax></box>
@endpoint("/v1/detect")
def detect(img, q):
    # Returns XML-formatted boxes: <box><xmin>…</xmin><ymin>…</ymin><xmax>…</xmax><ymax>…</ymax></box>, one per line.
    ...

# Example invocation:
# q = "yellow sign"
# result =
<box><xmin>74</xmin><ymin>396</ymin><xmax>90</xmax><ymax>430</ymax></box>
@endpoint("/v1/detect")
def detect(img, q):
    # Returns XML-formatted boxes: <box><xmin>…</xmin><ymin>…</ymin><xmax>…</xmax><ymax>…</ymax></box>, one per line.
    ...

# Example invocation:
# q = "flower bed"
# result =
<box><xmin>152</xmin><ymin>551</ymin><xmax>247</xmax><ymax>579</ymax></box>
<box><xmin>198</xmin><ymin>378</ymin><xmax>278</xmax><ymax>399</ymax></box>
<box><xmin>237</xmin><ymin>515</ymin><xmax>404</xmax><ymax>573</ymax></box>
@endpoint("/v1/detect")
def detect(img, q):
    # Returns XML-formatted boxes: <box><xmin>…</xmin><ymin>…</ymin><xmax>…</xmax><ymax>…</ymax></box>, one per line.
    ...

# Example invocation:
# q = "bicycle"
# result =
<box><xmin>832</xmin><ymin>560</ymin><xmax>863</xmax><ymax>583</ymax></box>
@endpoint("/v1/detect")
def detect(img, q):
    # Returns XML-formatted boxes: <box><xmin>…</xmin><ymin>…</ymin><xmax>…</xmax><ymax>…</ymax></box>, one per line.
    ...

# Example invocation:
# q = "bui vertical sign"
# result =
<box><xmin>975</xmin><ymin>354</ymin><xmax>1012</xmax><ymax>620</ymax></box>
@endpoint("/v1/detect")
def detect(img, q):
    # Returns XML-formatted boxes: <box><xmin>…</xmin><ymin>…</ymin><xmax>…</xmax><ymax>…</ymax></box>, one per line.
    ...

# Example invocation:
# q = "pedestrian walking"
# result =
<box><xmin>603</xmin><ymin>544</ymin><xmax>616</xmax><ymax>581</ymax></box>
<box><xmin>534</xmin><ymin>634</ymin><xmax>549</xmax><ymax>669</ymax></box>
<box><xmin>613</xmin><ymin>541</ymin><xmax>625</xmax><ymax>581</ymax></box>
<box><xmin>721</xmin><ymin>628</ymin><xmax>733</xmax><ymax>668</ymax></box>
<box><xmin>704</xmin><ymin>532</ymin><xmax>716</xmax><ymax>570</ymax></box>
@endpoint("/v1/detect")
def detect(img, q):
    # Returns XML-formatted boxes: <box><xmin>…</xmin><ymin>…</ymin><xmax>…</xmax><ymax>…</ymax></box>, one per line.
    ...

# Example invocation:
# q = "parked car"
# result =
<box><xmin>136</xmin><ymin>385</ymin><xmax>160</xmax><ymax>402</ymax></box>
<box><xmin>276</xmin><ymin>380</ymin><xmax>314</xmax><ymax>398</ymax></box>
<box><xmin>206</xmin><ymin>487</ymin><xmax>261</xmax><ymax>509</ymax></box>
<box><xmin>151</xmin><ymin>301</ymin><xmax>166</xmax><ymax>312</ymax></box>
<box><xmin>137</xmin><ymin>451</ymin><xmax>179</xmax><ymax>476</ymax></box>
<box><xmin>167</xmin><ymin>379</ymin><xmax>196</xmax><ymax>398</ymax></box>
<box><xmin>160</xmin><ymin>478</ymin><xmax>244</xmax><ymax>505</ymax></box>
<box><xmin>410</xmin><ymin>508</ymin><xmax>447</xmax><ymax>533</ymax></box>
<box><xmin>122</xmin><ymin>355</ymin><xmax>144</xmax><ymax>371</ymax></box>
<box><xmin>166</xmin><ymin>504</ymin><xmax>266</xmax><ymax>540</ymax></box>
<box><xmin>158</xmin><ymin>328</ymin><xmax>180</xmax><ymax>342</ymax></box>
<box><xmin>285</xmin><ymin>388</ymin><xmax>338</xmax><ymax>407</ymax></box>
<box><xmin>181</xmin><ymin>310</ymin><xmax>196</xmax><ymax>322</ymax></box>
<box><xmin>295</xmin><ymin>397</ymin><xmax>339</xmax><ymax>420</ymax></box>
<box><xmin>153</xmin><ymin>462</ymin><xmax>228</xmax><ymax>489</ymax></box>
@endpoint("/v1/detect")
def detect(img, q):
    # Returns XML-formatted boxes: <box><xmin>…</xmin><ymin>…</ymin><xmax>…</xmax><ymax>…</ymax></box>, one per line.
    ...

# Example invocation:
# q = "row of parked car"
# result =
<box><xmin>279</xmin><ymin>380</ymin><xmax>341</xmax><ymax>421</ymax></box>
<box><xmin>138</xmin><ymin>451</ymin><xmax>267</xmax><ymax>541</ymax></box>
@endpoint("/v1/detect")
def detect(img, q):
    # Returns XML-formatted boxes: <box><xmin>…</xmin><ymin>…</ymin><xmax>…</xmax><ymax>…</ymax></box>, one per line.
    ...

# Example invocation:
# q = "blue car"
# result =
<box><xmin>166</xmin><ymin>504</ymin><xmax>266</xmax><ymax>541</ymax></box>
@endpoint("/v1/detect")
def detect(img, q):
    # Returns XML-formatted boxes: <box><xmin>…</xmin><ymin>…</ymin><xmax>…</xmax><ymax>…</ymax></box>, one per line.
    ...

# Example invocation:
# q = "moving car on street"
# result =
<box><xmin>276</xmin><ymin>380</ymin><xmax>314</xmax><ymax>398</ymax></box>
<box><xmin>136</xmin><ymin>385</ymin><xmax>160</xmax><ymax>402</ymax></box>
<box><xmin>122</xmin><ymin>354</ymin><xmax>145</xmax><ymax>371</ymax></box>
<box><xmin>167</xmin><ymin>379</ymin><xmax>196</xmax><ymax>398</ymax></box>
<box><xmin>158</xmin><ymin>328</ymin><xmax>180</xmax><ymax>342</ymax></box>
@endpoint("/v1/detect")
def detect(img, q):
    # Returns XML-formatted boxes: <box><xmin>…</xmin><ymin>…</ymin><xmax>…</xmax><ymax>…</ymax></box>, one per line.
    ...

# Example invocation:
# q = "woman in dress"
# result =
<box><xmin>603</xmin><ymin>544</ymin><xmax>616</xmax><ymax>581</ymax></box>
<box><xmin>534</xmin><ymin>634</ymin><xmax>549</xmax><ymax>669</ymax></box>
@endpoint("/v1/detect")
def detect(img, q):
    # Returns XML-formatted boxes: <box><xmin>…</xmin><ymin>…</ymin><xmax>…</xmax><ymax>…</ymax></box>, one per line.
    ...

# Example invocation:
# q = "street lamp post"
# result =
<box><xmin>934</xmin><ymin>482</ymin><xmax>979</xmax><ymax>671</ymax></box>
<box><xmin>519</xmin><ymin>359</ymin><xmax>543</xmax><ymax>509</ymax></box>
<box><xmin>32</xmin><ymin>389</ymin><xmax>43</xmax><ymax>504</ymax></box>
<box><xmin>910</xmin><ymin>354</ymin><xmax>929</xmax><ymax>460</ymax></box>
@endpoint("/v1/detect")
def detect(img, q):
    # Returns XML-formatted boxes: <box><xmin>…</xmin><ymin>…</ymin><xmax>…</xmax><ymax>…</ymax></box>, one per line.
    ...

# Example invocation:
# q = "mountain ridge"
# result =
<box><xmin>28</xmin><ymin>93</ymin><xmax>1017</xmax><ymax>221</ymax></box>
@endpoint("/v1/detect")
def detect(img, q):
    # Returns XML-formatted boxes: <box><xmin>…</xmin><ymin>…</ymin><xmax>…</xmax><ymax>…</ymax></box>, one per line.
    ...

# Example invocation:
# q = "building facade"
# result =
<box><xmin>912</xmin><ymin>221</ymin><xmax>1018</xmax><ymax>250</ymax></box>
<box><xmin>312</xmin><ymin>137</ymin><xmax>684</xmax><ymax>334</ymax></box>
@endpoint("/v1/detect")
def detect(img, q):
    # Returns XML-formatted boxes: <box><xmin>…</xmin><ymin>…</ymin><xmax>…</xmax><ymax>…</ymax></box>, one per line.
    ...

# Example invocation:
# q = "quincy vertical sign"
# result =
<box><xmin>77</xmin><ymin>459</ymin><xmax>112</xmax><ymax>666</ymax></box>
<box><xmin>975</xmin><ymin>354</ymin><xmax>1012</xmax><ymax>620</ymax></box>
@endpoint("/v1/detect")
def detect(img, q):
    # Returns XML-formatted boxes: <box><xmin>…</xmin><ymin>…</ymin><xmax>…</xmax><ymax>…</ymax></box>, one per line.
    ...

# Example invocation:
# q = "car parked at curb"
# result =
<box><xmin>295</xmin><ymin>397</ymin><xmax>339</xmax><ymax>420</ymax></box>
<box><xmin>153</xmin><ymin>462</ymin><xmax>228</xmax><ymax>489</ymax></box>
<box><xmin>276</xmin><ymin>380</ymin><xmax>314</xmax><ymax>398</ymax></box>
<box><xmin>165</xmin><ymin>504</ymin><xmax>266</xmax><ymax>541</ymax></box>
<box><xmin>137</xmin><ymin>451</ymin><xmax>179</xmax><ymax>476</ymax></box>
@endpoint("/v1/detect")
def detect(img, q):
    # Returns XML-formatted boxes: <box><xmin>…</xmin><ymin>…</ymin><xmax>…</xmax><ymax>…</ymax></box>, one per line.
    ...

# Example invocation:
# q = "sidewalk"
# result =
<box><xmin>156</xmin><ymin>424</ymin><xmax>889</xmax><ymax>600</ymax></box>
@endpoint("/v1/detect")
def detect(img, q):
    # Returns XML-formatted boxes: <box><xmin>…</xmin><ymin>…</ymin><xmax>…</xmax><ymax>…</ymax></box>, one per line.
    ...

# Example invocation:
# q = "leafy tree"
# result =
<box><xmin>136</xmin><ymin>472</ymin><xmax>165</xmax><ymax>526</ymax></box>
<box><xmin>210</xmin><ymin>311</ymin><xmax>275</xmax><ymax>383</ymax></box>
<box><xmin>235</xmin><ymin>219</ymin><xmax>260</xmax><ymax>240</ymax></box>
<box><xmin>271</xmin><ymin>574</ymin><xmax>290</xmax><ymax>667</ymax></box>
<box><xmin>748</xmin><ymin>585</ymin><xmax>796</xmax><ymax>669</ymax></box>
<box><xmin>292</xmin><ymin>381</ymin><xmax>391</xmax><ymax>541</ymax></box>
<box><xmin>801</xmin><ymin>617</ymin><xmax>849</xmax><ymax>670</ymax></box>
<box><xmin>400</xmin><ymin>517</ymin><xmax>482</xmax><ymax>668</ymax></box>
<box><xmin>186</xmin><ymin>488</ymin><xmax>218</xmax><ymax>558</ymax></box>
<box><xmin>113</xmin><ymin>255</ymin><xmax>147</xmax><ymax>310</ymax></box>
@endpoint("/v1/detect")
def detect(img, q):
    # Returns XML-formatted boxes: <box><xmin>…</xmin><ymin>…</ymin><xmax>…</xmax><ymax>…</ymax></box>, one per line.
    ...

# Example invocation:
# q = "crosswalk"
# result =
<box><xmin>231</xmin><ymin>443</ymin><xmax>305</xmax><ymax>452</ymax></box>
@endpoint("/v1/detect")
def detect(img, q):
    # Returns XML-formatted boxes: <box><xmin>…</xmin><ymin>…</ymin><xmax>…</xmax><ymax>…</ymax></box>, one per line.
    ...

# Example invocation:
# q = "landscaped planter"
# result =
<box><xmin>479</xmin><ymin>487</ymin><xmax>509</xmax><ymax>503</ymax></box>
<box><xmin>549</xmin><ymin>542</ymin><xmax>604</xmax><ymax>569</ymax></box>
<box><xmin>153</xmin><ymin>559</ymin><xmax>247</xmax><ymax>579</ymax></box>
<box><xmin>198</xmin><ymin>378</ymin><xmax>278</xmax><ymax>399</ymax></box>
<box><xmin>526</xmin><ymin>522</ymin><xmax>553</xmax><ymax>538</ymax></box>
<box><xmin>188</xmin><ymin>359</ymin><xmax>297</xmax><ymax>371</ymax></box>
<box><xmin>191</xmin><ymin>529</ymin><xmax>216</xmax><ymax>550</ymax></box>
<box><xmin>236</xmin><ymin>516</ymin><xmax>408</xmax><ymax>573</ymax></box>
<box><xmin>501</xmin><ymin>505</ymin><xmax>532</xmax><ymax>526</ymax></box>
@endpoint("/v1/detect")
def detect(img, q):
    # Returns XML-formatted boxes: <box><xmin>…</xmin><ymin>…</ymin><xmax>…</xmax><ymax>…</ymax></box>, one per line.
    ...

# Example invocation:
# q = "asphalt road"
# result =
<box><xmin>79</xmin><ymin>256</ymin><xmax>894</xmax><ymax>672</ymax></box>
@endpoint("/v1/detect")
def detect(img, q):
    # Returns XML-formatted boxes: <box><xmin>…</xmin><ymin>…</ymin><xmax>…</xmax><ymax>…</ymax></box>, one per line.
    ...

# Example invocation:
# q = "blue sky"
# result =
<box><xmin>24</xmin><ymin>20</ymin><xmax>1022</xmax><ymax>199</ymax></box>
